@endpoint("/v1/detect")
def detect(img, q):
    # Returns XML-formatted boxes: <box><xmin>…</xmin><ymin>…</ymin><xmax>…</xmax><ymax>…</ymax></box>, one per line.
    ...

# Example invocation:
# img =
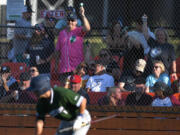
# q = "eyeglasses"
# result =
<box><xmin>154</xmin><ymin>66</ymin><xmax>161</xmax><ymax>69</ymax></box>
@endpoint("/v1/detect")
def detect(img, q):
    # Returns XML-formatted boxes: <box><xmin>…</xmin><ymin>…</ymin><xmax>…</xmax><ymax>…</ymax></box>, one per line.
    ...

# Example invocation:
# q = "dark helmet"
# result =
<box><xmin>27</xmin><ymin>74</ymin><xmax>51</xmax><ymax>96</ymax></box>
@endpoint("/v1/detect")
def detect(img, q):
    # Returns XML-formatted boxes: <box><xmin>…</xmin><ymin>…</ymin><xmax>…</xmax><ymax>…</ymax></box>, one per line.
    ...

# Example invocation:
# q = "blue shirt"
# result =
<box><xmin>146</xmin><ymin>73</ymin><xmax>171</xmax><ymax>92</ymax></box>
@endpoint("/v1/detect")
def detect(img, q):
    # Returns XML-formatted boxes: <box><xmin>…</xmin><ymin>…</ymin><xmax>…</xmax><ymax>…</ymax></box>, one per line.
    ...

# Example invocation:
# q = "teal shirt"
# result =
<box><xmin>36</xmin><ymin>87</ymin><xmax>84</xmax><ymax>121</ymax></box>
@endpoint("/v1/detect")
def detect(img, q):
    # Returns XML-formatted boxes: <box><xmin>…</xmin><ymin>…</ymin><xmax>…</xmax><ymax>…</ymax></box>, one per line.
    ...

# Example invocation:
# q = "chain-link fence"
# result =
<box><xmin>0</xmin><ymin>0</ymin><xmax>180</xmax><ymax>112</ymax></box>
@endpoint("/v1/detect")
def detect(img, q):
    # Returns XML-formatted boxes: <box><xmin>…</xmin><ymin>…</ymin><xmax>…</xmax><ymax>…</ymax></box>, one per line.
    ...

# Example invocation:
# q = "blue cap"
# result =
<box><xmin>27</xmin><ymin>74</ymin><xmax>51</xmax><ymax>96</ymax></box>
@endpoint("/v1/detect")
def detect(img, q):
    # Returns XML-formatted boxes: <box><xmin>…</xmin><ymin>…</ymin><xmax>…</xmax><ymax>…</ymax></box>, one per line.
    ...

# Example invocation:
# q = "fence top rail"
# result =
<box><xmin>0</xmin><ymin>104</ymin><xmax>180</xmax><ymax>114</ymax></box>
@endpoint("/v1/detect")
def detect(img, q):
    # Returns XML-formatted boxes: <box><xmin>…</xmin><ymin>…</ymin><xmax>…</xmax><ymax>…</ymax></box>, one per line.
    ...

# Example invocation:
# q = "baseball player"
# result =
<box><xmin>27</xmin><ymin>74</ymin><xmax>91</xmax><ymax>135</ymax></box>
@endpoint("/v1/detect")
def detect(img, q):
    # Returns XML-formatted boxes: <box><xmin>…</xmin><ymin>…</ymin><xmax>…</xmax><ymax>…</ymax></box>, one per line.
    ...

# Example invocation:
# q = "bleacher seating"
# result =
<box><xmin>1</xmin><ymin>62</ymin><xmax>28</xmax><ymax>80</ymax></box>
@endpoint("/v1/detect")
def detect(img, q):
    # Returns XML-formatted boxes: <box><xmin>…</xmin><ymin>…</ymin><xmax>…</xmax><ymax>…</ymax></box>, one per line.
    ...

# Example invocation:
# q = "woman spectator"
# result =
<box><xmin>122</xmin><ymin>33</ymin><xmax>145</xmax><ymax>75</ymax></box>
<box><xmin>104</xmin><ymin>20</ymin><xmax>127</xmax><ymax>57</ymax></box>
<box><xmin>152</xmin><ymin>81</ymin><xmax>172</xmax><ymax>107</ymax></box>
<box><xmin>143</xmin><ymin>26</ymin><xmax>177</xmax><ymax>80</ymax></box>
<box><xmin>145</xmin><ymin>60</ymin><xmax>171</xmax><ymax>92</ymax></box>
<box><xmin>29</xmin><ymin>66</ymin><xmax>39</xmax><ymax>78</ymax></box>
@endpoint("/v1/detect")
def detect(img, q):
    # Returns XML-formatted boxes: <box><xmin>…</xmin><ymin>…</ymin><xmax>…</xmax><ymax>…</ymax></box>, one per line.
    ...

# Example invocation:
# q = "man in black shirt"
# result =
<box><xmin>125</xmin><ymin>78</ymin><xmax>153</xmax><ymax>106</ymax></box>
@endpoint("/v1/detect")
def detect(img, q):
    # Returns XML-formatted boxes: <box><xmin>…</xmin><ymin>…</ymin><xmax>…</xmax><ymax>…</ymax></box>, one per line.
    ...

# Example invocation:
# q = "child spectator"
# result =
<box><xmin>152</xmin><ymin>81</ymin><xmax>172</xmax><ymax>107</ymax></box>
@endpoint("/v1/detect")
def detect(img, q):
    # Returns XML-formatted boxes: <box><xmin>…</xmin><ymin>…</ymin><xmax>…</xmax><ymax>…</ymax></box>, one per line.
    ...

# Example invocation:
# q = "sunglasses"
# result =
<box><xmin>67</xmin><ymin>18</ymin><xmax>76</xmax><ymax>22</ymax></box>
<box><xmin>29</xmin><ymin>69</ymin><xmax>37</xmax><ymax>73</ymax></box>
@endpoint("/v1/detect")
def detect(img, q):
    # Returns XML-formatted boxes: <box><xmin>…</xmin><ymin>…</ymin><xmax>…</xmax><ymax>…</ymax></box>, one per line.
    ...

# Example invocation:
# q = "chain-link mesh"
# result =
<box><xmin>0</xmin><ymin>0</ymin><xmax>180</xmax><ymax>113</ymax></box>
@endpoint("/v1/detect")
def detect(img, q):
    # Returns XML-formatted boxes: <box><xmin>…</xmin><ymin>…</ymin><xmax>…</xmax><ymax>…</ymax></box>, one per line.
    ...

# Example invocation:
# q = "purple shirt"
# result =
<box><xmin>56</xmin><ymin>27</ymin><xmax>86</xmax><ymax>73</ymax></box>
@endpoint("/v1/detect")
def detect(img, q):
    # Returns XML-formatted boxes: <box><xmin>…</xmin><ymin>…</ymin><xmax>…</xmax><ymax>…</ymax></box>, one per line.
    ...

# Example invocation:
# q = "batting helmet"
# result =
<box><xmin>27</xmin><ymin>74</ymin><xmax>51</xmax><ymax>96</ymax></box>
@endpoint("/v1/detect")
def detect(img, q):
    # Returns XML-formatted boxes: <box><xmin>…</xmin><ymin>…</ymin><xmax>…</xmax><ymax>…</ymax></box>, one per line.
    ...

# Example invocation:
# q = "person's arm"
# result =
<box><xmin>35</xmin><ymin>119</ymin><xmax>44</xmax><ymax>135</ymax></box>
<box><xmin>54</xmin><ymin>51</ymin><xmax>60</xmax><ymax>72</ymax></box>
<box><xmin>79</xmin><ymin>98</ymin><xmax>87</xmax><ymax>115</ymax></box>
<box><xmin>142</xmin><ymin>14</ymin><xmax>149</xmax><ymax>40</ymax></box>
<box><xmin>171</xmin><ymin>60</ymin><xmax>178</xmax><ymax>80</ymax></box>
<box><xmin>118</xmin><ymin>82</ymin><xmax>127</xmax><ymax>92</ymax></box>
<box><xmin>79</xmin><ymin>7</ymin><xmax>90</xmax><ymax>32</ymax></box>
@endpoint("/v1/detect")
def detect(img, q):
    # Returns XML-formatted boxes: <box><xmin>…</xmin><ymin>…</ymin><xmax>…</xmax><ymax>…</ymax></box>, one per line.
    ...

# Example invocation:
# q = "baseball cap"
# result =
<box><xmin>135</xmin><ymin>59</ymin><xmax>146</xmax><ymax>73</ymax></box>
<box><xmin>67</xmin><ymin>12</ymin><xmax>77</xmax><ymax>20</ymax></box>
<box><xmin>153</xmin><ymin>81</ymin><xmax>168</xmax><ymax>92</ymax></box>
<box><xmin>35</xmin><ymin>23</ymin><xmax>45</xmax><ymax>31</ymax></box>
<box><xmin>70</xmin><ymin>75</ymin><xmax>81</xmax><ymax>83</ymax></box>
<box><xmin>27</xmin><ymin>74</ymin><xmax>51</xmax><ymax>96</ymax></box>
<box><xmin>0</xmin><ymin>66</ymin><xmax>11</xmax><ymax>73</ymax></box>
<box><xmin>20</xmin><ymin>72</ymin><xmax>31</xmax><ymax>81</ymax></box>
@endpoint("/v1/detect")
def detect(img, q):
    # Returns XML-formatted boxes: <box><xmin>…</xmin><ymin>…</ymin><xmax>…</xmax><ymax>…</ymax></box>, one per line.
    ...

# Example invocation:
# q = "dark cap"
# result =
<box><xmin>45</xmin><ymin>15</ymin><xmax>57</xmax><ymax>22</ymax></box>
<box><xmin>35</xmin><ymin>23</ymin><xmax>45</xmax><ymax>31</ymax></box>
<box><xmin>153</xmin><ymin>81</ymin><xmax>168</xmax><ymax>91</ymax></box>
<box><xmin>67</xmin><ymin>12</ymin><xmax>77</xmax><ymax>20</ymax></box>
<box><xmin>65</xmin><ymin>6</ymin><xmax>76</xmax><ymax>12</ymax></box>
<box><xmin>20</xmin><ymin>72</ymin><xmax>31</xmax><ymax>81</ymax></box>
<box><xmin>27</xmin><ymin>74</ymin><xmax>51</xmax><ymax>96</ymax></box>
<box><xmin>95</xmin><ymin>59</ymin><xmax>106</xmax><ymax>67</ymax></box>
<box><xmin>1</xmin><ymin>66</ymin><xmax>11</xmax><ymax>73</ymax></box>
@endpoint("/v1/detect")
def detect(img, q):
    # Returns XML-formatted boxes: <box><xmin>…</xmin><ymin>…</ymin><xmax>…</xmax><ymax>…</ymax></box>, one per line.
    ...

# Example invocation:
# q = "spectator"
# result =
<box><xmin>98</xmin><ymin>86</ymin><xmax>125</xmax><ymax>106</ymax></box>
<box><xmin>65</xmin><ymin>62</ymin><xmax>89</xmax><ymax>89</ymax></box>
<box><xmin>25</xmin><ymin>23</ymin><xmax>55</xmax><ymax>75</ymax></box>
<box><xmin>119</xmin><ymin>59</ymin><xmax>146</xmax><ymax>92</ymax></box>
<box><xmin>54</xmin><ymin>6</ymin><xmax>90</xmax><ymax>85</ymax></box>
<box><xmin>86</xmin><ymin>60</ymin><xmax>114</xmax><ymax>92</ymax></box>
<box><xmin>0</xmin><ymin>66</ymin><xmax>18</xmax><ymax>99</ymax></box>
<box><xmin>29</xmin><ymin>66</ymin><xmax>39</xmax><ymax>78</ymax></box>
<box><xmin>16</xmin><ymin>72</ymin><xmax>38</xmax><ymax>104</ymax></box>
<box><xmin>104</xmin><ymin>20</ymin><xmax>127</xmax><ymax>57</ymax></box>
<box><xmin>145</xmin><ymin>60</ymin><xmax>171</xmax><ymax>92</ymax></box>
<box><xmin>122</xmin><ymin>33</ymin><xmax>145</xmax><ymax>75</ymax></box>
<box><xmin>10</xmin><ymin>6</ymin><xmax>33</xmax><ymax>62</ymax></box>
<box><xmin>98</xmin><ymin>48</ymin><xmax>121</xmax><ymax>75</ymax></box>
<box><xmin>143</xmin><ymin>26</ymin><xmax>177</xmax><ymax>79</ymax></box>
<box><xmin>43</xmin><ymin>15</ymin><xmax>57</xmax><ymax>41</ymax></box>
<box><xmin>125</xmin><ymin>78</ymin><xmax>153</xmax><ymax>106</ymax></box>
<box><xmin>55</xmin><ymin>6</ymin><xmax>82</xmax><ymax>31</ymax></box>
<box><xmin>152</xmin><ymin>81</ymin><xmax>172</xmax><ymax>107</ymax></box>
<box><xmin>69</xmin><ymin>74</ymin><xmax>90</xmax><ymax>105</ymax></box>
<box><xmin>128</xmin><ymin>14</ymin><xmax>155</xmax><ymax>55</ymax></box>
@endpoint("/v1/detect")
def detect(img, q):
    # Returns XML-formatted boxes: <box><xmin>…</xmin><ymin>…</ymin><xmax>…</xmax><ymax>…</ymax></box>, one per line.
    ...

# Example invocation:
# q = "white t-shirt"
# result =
<box><xmin>86</xmin><ymin>73</ymin><xmax>114</xmax><ymax>92</ymax></box>
<box><xmin>128</xmin><ymin>28</ymin><xmax>155</xmax><ymax>55</ymax></box>
<box><xmin>152</xmin><ymin>97</ymin><xmax>172</xmax><ymax>107</ymax></box>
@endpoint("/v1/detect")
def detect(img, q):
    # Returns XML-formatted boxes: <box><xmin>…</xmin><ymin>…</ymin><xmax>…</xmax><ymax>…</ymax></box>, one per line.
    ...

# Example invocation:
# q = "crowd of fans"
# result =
<box><xmin>0</xmin><ymin>5</ymin><xmax>180</xmax><ymax>108</ymax></box>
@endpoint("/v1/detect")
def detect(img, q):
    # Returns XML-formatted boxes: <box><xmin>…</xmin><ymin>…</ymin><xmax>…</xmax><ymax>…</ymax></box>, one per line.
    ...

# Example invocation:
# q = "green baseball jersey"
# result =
<box><xmin>36</xmin><ymin>87</ymin><xmax>84</xmax><ymax>121</ymax></box>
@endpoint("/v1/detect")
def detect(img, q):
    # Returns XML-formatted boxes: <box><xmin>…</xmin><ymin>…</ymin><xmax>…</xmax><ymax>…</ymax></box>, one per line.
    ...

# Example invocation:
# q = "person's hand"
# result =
<box><xmin>171</xmin><ymin>73</ymin><xmax>178</xmax><ymax>82</ymax></box>
<box><xmin>2</xmin><ymin>74</ymin><xmax>8</xmax><ymax>83</ymax></box>
<box><xmin>73</xmin><ymin>115</ymin><xmax>84</xmax><ymax>131</ymax></box>
<box><xmin>79</xmin><ymin>6</ymin><xmax>85</xmax><ymax>17</ymax></box>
